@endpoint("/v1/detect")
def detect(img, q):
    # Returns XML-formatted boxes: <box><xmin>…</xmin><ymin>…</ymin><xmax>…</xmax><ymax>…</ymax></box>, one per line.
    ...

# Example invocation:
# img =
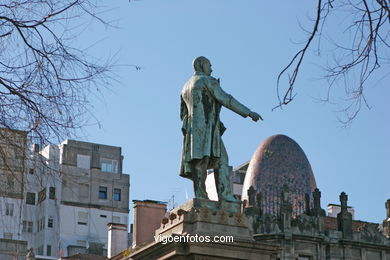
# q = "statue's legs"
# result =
<box><xmin>212</xmin><ymin>142</ymin><xmax>236</xmax><ymax>202</ymax></box>
<box><xmin>190</xmin><ymin>157</ymin><xmax>209</xmax><ymax>199</ymax></box>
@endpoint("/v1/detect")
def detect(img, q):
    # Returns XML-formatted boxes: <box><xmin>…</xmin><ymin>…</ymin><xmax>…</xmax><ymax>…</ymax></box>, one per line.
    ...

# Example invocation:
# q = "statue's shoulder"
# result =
<box><xmin>192</xmin><ymin>74</ymin><xmax>219</xmax><ymax>87</ymax></box>
<box><xmin>197</xmin><ymin>74</ymin><xmax>218</xmax><ymax>83</ymax></box>
<box><xmin>208</xmin><ymin>76</ymin><xmax>220</xmax><ymax>87</ymax></box>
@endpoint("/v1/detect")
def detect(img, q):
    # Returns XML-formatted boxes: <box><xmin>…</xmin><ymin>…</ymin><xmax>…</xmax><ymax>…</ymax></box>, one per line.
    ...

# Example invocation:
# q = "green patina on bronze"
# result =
<box><xmin>179</xmin><ymin>56</ymin><xmax>262</xmax><ymax>201</ymax></box>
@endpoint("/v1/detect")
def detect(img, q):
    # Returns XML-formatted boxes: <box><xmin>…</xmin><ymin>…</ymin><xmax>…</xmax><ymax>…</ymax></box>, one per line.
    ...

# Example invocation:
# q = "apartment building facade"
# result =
<box><xmin>58</xmin><ymin>140</ymin><xmax>129</xmax><ymax>257</ymax></box>
<box><xmin>0</xmin><ymin>130</ymin><xmax>130</xmax><ymax>259</ymax></box>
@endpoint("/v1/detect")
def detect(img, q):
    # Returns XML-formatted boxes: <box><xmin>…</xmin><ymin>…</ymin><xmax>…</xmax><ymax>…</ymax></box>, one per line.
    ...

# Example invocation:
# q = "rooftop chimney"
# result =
<box><xmin>132</xmin><ymin>200</ymin><xmax>167</xmax><ymax>248</ymax></box>
<box><xmin>107</xmin><ymin>223</ymin><xmax>128</xmax><ymax>258</ymax></box>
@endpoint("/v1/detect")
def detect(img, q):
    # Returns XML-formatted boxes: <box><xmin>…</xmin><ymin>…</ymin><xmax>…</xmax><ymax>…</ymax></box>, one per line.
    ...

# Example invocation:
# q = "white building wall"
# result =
<box><xmin>59</xmin><ymin>205</ymin><xmax>128</xmax><ymax>256</ymax></box>
<box><xmin>0</xmin><ymin>197</ymin><xmax>23</xmax><ymax>240</ymax></box>
<box><xmin>327</xmin><ymin>204</ymin><xmax>355</xmax><ymax>220</ymax></box>
<box><xmin>233</xmin><ymin>183</ymin><xmax>243</xmax><ymax>197</ymax></box>
<box><xmin>205</xmin><ymin>170</ymin><xmax>242</xmax><ymax>201</ymax></box>
<box><xmin>205</xmin><ymin>172</ymin><xmax>218</xmax><ymax>201</ymax></box>
<box><xmin>1</xmin><ymin>140</ymin><xmax>129</xmax><ymax>258</ymax></box>
<box><xmin>19</xmin><ymin>144</ymin><xmax>62</xmax><ymax>257</ymax></box>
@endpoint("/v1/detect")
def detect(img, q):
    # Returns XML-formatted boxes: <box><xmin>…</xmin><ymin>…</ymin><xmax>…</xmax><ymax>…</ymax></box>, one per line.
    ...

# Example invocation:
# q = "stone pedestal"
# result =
<box><xmin>155</xmin><ymin>198</ymin><xmax>253</xmax><ymax>241</ymax></box>
<box><xmin>120</xmin><ymin>199</ymin><xmax>278</xmax><ymax>260</ymax></box>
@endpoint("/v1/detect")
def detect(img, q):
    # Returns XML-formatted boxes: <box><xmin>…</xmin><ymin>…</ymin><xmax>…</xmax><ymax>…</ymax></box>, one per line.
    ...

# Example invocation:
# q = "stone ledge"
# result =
<box><xmin>125</xmin><ymin>239</ymin><xmax>279</xmax><ymax>260</ymax></box>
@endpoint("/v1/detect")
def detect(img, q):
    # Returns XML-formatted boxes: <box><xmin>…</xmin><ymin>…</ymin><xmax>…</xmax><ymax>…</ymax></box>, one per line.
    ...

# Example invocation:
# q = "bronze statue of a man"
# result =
<box><xmin>180</xmin><ymin>56</ymin><xmax>262</xmax><ymax>201</ymax></box>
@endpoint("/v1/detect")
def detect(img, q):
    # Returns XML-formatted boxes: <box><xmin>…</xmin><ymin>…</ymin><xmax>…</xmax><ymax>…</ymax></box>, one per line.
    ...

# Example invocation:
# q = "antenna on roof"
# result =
<box><xmin>167</xmin><ymin>194</ymin><xmax>177</xmax><ymax>211</ymax></box>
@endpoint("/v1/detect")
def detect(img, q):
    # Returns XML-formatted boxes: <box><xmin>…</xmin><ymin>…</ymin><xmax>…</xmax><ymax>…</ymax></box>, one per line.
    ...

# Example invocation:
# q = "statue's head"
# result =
<box><xmin>193</xmin><ymin>56</ymin><xmax>212</xmax><ymax>76</ymax></box>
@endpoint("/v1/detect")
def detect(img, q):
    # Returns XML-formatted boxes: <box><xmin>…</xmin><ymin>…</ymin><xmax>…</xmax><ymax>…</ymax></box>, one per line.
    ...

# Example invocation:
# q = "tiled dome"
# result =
<box><xmin>241</xmin><ymin>135</ymin><xmax>317</xmax><ymax>217</ymax></box>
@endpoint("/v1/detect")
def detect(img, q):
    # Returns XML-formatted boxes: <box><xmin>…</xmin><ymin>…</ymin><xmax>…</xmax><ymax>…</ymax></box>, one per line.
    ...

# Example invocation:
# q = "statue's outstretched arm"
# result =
<box><xmin>207</xmin><ymin>78</ymin><xmax>251</xmax><ymax>118</ymax></box>
<box><xmin>207</xmin><ymin>78</ymin><xmax>262</xmax><ymax>121</ymax></box>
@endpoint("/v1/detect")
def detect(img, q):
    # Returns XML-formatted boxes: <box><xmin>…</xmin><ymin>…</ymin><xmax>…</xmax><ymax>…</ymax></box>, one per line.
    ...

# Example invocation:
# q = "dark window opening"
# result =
<box><xmin>49</xmin><ymin>187</ymin><xmax>55</xmax><ymax>199</ymax></box>
<box><xmin>99</xmin><ymin>186</ymin><xmax>107</xmax><ymax>200</ymax></box>
<box><xmin>114</xmin><ymin>188</ymin><xmax>121</xmax><ymax>201</ymax></box>
<box><xmin>48</xmin><ymin>217</ymin><xmax>53</xmax><ymax>228</ymax></box>
<box><xmin>26</xmin><ymin>192</ymin><xmax>36</xmax><ymax>205</ymax></box>
<box><xmin>46</xmin><ymin>245</ymin><xmax>52</xmax><ymax>256</ymax></box>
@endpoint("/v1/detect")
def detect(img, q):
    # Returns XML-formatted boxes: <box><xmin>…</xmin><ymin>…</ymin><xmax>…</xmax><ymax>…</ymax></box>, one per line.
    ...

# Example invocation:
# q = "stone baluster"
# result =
<box><xmin>337</xmin><ymin>192</ymin><xmax>353</xmax><ymax>238</ymax></box>
<box><xmin>383</xmin><ymin>199</ymin><xmax>390</xmax><ymax>238</ymax></box>
<box><xmin>312</xmin><ymin>188</ymin><xmax>325</xmax><ymax>217</ymax></box>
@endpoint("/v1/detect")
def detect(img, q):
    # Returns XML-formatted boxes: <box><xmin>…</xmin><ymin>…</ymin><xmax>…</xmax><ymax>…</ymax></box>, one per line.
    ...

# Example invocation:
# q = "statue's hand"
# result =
<box><xmin>249</xmin><ymin>111</ymin><xmax>262</xmax><ymax>122</ymax></box>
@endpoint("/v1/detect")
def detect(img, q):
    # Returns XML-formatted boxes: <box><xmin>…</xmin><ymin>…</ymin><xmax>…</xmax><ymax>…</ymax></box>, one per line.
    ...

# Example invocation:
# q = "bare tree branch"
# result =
<box><xmin>0</xmin><ymin>0</ymin><xmax>116</xmax><ymax>143</ymax></box>
<box><xmin>0</xmin><ymin>2</ymin><xmax>124</xmax><ymax>251</ymax></box>
<box><xmin>276</xmin><ymin>0</ymin><xmax>389</xmax><ymax>125</ymax></box>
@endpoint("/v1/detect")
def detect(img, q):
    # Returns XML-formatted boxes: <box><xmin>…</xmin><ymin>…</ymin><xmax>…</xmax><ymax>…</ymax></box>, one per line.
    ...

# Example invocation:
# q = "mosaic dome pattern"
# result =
<box><xmin>242</xmin><ymin>135</ymin><xmax>317</xmax><ymax>217</ymax></box>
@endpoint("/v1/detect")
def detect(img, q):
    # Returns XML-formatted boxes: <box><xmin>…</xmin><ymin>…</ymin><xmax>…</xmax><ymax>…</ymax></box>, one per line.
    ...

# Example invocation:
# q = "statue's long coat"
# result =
<box><xmin>180</xmin><ymin>72</ymin><xmax>251</xmax><ymax>179</ymax></box>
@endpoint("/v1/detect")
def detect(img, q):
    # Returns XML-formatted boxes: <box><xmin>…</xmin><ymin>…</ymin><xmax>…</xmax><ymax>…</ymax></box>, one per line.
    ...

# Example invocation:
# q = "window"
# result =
<box><xmin>101</xmin><ymin>158</ymin><xmax>118</xmax><ymax>173</ymax></box>
<box><xmin>29</xmin><ymin>168</ymin><xmax>34</xmax><ymax>174</ymax></box>
<box><xmin>77</xmin><ymin>212</ymin><xmax>88</xmax><ymax>225</ymax></box>
<box><xmin>5</xmin><ymin>203</ymin><xmax>14</xmax><ymax>216</ymax></box>
<box><xmin>22</xmin><ymin>221</ymin><xmax>33</xmax><ymax>233</ymax></box>
<box><xmin>77</xmin><ymin>240</ymin><xmax>87</xmax><ymax>247</ymax></box>
<box><xmin>114</xmin><ymin>188</ymin><xmax>121</xmax><ymax>201</ymax></box>
<box><xmin>26</xmin><ymin>192</ymin><xmax>36</xmax><ymax>205</ymax></box>
<box><xmin>46</xmin><ymin>244</ymin><xmax>52</xmax><ymax>256</ymax></box>
<box><xmin>39</xmin><ymin>217</ymin><xmax>45</xmax><ymax>231</ymax></box>
<box><xmin>28</xmin><ymin>221</ymin><xmax>33</xmax><ymax>232</ymax></box>
<box><xmin>22</xmin><ymin>221</ymin><xmax>27</xmax><ymax>232</ymax></box>
<box><xmin>49</xmin><ymin>187</ymin><xmax>55</xmax><ymax>199</ymax></box>
<box><xmin>3</xmin><ymin>232</ymin><xmax>12</xmax><ymax>239</ymax></box>
<box><xmin>48</xmin><ymin>217</ymin><xmax>53</xmax><ymax>228</ymax></box>
<box><xmin>38</xmin><ymin>188</ymin><xmax>46</xmax><ymax>204</ymax></box>
<box><xmin>36</xmin><ymin>218</ymin><xmax>44</xmax><ymax>232</ymax></box>
<box><xmin>77</xmin><ymin>154</ymin><xmax>90</xmax><ymax>169</ymax></box>
<box><xmin>99</xmin><ymin>186</ymin><xmax>107</xmax><ymax>200</ymax></box>
<box><xmin>100</xmin><ymin>215</ymin><xmax>107</xmax><ymax>218</ymax></box>
<box><xmin>37</xmin><ymin>245</ymin><xmax>43</xmax><ymax>255</ymax></box>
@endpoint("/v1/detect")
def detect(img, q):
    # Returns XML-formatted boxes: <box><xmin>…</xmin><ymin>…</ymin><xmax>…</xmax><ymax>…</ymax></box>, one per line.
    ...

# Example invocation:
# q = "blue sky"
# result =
<box><xmin>76</xmin><ymin>0</ymin><xmax>389</xmax><ymax>223</ymax></box>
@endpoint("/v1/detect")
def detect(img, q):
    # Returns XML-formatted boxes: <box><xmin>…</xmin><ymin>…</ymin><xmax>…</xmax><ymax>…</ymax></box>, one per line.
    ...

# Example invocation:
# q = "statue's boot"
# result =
<box><xmin>214</xmin><ymin>167</ymin><xmax>237</xmax><ymax>202</ymax></box>
<box><xmin>213</xmin><ymin>143</ymin><xmax>237</xmax><ymax>202</ymax></box>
